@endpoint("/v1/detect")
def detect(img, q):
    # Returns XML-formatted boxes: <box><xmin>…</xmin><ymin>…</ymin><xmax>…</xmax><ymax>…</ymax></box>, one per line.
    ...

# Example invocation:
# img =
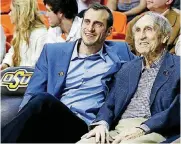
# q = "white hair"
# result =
<box><xmin>132</xmin><ymin>11</ymin><xmax>172</xmax><ymax>38</ymax></box>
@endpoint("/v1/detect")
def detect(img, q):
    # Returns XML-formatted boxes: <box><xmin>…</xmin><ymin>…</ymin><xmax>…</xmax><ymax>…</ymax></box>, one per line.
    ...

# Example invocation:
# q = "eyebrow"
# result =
<box><xmin>84</xmin><ymin>19</ymin><xmax>104</xmax><ymax>24</ymax></box>
<box><xmin>135</xmin><ymin>24</ymin><xmax>154</xmax><ymax>29</ymax></box>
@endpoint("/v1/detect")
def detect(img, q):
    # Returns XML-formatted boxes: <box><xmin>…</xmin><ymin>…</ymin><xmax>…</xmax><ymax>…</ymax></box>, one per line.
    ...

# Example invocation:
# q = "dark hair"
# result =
<box><xmin>43</xmin><ymin>0</ymin><xmax>78</xmax><ymax>19</ymax></box>
<box><xmin>83</xmin><ymin>3</ymin><xmax>113</xmax><ymax>29</ymax></box>
<box><xmin>170</xmin><ymin>0</ymin><xmax>180</xmax><ymax>9</ymax></box>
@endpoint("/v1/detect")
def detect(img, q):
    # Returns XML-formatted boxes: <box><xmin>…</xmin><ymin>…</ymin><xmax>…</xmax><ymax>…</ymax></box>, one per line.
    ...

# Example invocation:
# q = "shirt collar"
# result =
<box><xmin>141</xmin><ymin>50</ymin><xmax>166</xmax><ymax>70</ymax></box>
<box><xmin>150</xmin><ymin>50</ymin><xmax>166</xmax><ymax>68</ymax></box>
<box><xmin>71</xmin><ymin>40</ymin><xmax>106</xmax><ymax>62</ymax></box>
<box><xmin>66</xmin><ymin>16</ymin><xmax>82</xmax><ymax>41</ymax></box>
<box><xmin>161</xmin><ymin>9</ymin><xmax>170</xmax><ymax>16</ymax></box>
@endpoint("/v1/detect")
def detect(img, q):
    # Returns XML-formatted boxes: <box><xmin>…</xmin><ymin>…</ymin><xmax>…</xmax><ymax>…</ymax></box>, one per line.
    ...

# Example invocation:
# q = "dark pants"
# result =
<box><xmin>1</xmin><ymin>92</ymin><xmax>88</xmax><ymax>143</ymax></box>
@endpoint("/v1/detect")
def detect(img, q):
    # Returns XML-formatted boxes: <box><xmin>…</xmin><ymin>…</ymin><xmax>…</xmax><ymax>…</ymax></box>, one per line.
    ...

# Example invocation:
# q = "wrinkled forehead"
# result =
<box><xmin>135</xmin><ymin>15</ymin><xmax>155</xmax><ymax>28</ymax></box>
<box><xmin>84</xmin><ymin>8</ymin><xmax>109</xmax><ymax>21</ymax></box>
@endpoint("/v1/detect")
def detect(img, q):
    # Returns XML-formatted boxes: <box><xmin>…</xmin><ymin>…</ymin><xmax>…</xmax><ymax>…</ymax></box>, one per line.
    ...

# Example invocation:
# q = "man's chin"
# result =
<box><xmin>50</xmin><ymin>25</ymin><xmax>58</xmax><ymax>28</ymax></box>
<box><xmin>83</xmin><ymin>40</ymin><xmax>96</xmax><ymax>46</ymax></box>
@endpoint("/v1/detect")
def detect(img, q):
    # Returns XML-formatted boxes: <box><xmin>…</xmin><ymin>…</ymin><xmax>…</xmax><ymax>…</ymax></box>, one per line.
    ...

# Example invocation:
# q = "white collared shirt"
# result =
<box><xmin>46</xmin><ymin>16</ymin><xmax>82</xmax><ymax>43</ymax></box>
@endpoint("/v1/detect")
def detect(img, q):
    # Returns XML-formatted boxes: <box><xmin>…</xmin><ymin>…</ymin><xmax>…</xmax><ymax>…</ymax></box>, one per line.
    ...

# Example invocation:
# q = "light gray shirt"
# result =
<box><xmin>121</xmin><ymin>52</ymin><xmax>166</xmax><ymax>119</ymax></box>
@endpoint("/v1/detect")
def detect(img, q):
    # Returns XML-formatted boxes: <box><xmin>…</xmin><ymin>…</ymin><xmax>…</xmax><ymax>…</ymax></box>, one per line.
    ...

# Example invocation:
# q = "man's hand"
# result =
<box><xmin>111</xmin><ymin>127</ymin><xmax>145</xmax><ymax>144</ymax></box>
<box><xmin>81</xmin><ymin>125</ymin><xmax>109</xmax><ymax>144</ymax></box>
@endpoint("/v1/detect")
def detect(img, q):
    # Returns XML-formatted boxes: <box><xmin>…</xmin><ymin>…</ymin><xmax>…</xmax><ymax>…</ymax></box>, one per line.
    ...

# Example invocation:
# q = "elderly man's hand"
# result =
<box><xmin>81</xmin><ymin>125</ymin><xmax>110</xmax><ymax>144</ymax></box>
<box><xmin>111</xmin><ymin>127</ymin><xmax>145</xmax><ymax>144</ymax></box>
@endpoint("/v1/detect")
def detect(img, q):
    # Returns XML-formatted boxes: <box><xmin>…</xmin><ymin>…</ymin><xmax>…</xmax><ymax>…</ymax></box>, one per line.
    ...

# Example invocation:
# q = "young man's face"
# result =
<box><xmin>134</xmin><ymin>15</ymin><xmax>163</xmax><ymax>56</ymax></box>
<box><xmin>45</xmin><ymin>4</ymin><xmax>61</xmax><ymax>27</ymax></box>
<box><xmin>81</xmin><ymin>8</ymin><xmax>111</xmax><ymax>47</ymax></box>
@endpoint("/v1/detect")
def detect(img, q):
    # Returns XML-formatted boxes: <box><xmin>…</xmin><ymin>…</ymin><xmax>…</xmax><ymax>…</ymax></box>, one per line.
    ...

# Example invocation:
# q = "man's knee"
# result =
<box><xmin>30</xmin><ymin>92</ymin><xmax>57</xmax><ymax>104</ymax></box>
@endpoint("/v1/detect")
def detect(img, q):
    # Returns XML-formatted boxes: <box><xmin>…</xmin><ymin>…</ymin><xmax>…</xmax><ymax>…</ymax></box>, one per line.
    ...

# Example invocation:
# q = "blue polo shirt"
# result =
<box><xmin>61</xmin><ymin>42</ymin><xmax>114</xmax><ymax>125</ymax></box>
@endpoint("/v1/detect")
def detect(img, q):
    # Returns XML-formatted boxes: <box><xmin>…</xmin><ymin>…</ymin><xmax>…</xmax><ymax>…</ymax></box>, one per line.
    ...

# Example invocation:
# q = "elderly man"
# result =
<box><xmin>126</xmin><ymin>0</ymin><xmax>180</xmax><ymax>55</ymax></box>
<box><xmin>78</xmin><ymin>11</ymin><xmax>180</xmax><ymax>143</ymax></box>
<box><xmin>1</xmin><ymin>3</ymin><xmax>135</xmax><ymax>143</ymax></box>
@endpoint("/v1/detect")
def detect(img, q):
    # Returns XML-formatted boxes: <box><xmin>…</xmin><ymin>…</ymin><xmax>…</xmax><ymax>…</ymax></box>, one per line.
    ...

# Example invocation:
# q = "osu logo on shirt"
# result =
<box><xmin>0</xmin><ymin>69</ymin><xmax>33</xmax><ymax>91</ymax></box>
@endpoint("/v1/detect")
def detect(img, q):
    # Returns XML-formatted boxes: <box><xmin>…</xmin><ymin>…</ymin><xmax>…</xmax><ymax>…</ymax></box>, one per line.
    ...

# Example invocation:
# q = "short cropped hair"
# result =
<box><xmin>43</xmin><ymin>0</ymin><xmax>78</xmax><ymax>19</ymax></box>
<box><xmin>83</xmin><ymin>3</ymin><xmax>113</xmax><ymax>29</ymax></box>
<box><xmin>132</xmin><ymin>11</ymin><xmax>172</xmax><ymax>39</ymax></box>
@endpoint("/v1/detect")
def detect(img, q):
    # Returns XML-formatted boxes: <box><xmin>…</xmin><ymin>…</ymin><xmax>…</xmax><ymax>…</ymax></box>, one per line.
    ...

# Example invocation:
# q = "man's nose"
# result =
<box><xmin>140</xmin><ymin>31</ymin><xmax>146</xmax><ymax>40</ymax></box>
<box><xmin>87</xmin><ymin>23</ymin><xmax>95</xmax><ymax>32</ymax></box>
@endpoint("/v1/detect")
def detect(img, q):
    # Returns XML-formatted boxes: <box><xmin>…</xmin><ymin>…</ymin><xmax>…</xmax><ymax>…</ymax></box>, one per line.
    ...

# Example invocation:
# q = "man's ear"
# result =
<box><xmin>106</xmin><ymin>26</ymin><xmax>113</xmax><ymax>37</ymax></box>
<box><xmin>57</xmin><ymin>12</ymin><xmax>63</xmax><ymax>19</ymax></box>
<box><xmin>166</xmin><ymin>0</ymin><xmax>173</xmax><ymax>5</ymax></box>
<box><xmin>162</xmin><ymin>36</ymin><xmax>169</xmax><ymax>44</ymax></box>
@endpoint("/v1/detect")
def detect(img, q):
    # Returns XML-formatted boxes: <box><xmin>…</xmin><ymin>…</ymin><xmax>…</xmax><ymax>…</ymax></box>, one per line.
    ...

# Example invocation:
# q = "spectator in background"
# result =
<box><xmin>44</xmin><ymin>0</ymin><xmax>82</xmax><ymax>43</ymax></box>
<box><xmin>107</xmin><ymin>0</ymin><xmax>147</xmax><ymax>22</ymax></box>
<box><xmin>126</xmin><ymin>0</ymin><xmax>180</xmax><ymax>55</ymax></box>
<box><xmin>0</xmin><ymin>0</ymin><xmax>47</xmax><ymax>70</ymax></box>
<box><xmin>77</xmin><ymin>0</ymin><xmax>101</xmax><ymax>17</ymax></box>
<box><xmin>0</xmin><ymin>25</ymin><xmax>6</xmax><ymax>63</ymax></box>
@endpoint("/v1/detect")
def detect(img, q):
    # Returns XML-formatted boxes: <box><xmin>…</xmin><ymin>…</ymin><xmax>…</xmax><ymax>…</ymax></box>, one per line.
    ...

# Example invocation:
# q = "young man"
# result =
<box><xmin>1</xmin><ymin>3</ymin><xmax>135</xmax><ymax>143</ymax></box>
<box><xmin>78</xmin><ymin>12</ymin><xmax>180</xmax><ymax>144</ymax></box>
<box><xmin>44</xmin><ymin>0</ymin><xmax>82</xmax><ymax>43</ymax></box>
<box><xmin>126</xmin><ymin>0</ymin><xmax>180</xmax><ymax>55</ymax></box>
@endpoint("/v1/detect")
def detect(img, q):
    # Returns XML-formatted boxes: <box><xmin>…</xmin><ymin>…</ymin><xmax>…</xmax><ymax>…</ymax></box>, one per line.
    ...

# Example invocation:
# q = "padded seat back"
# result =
<box><xmin>106</xmin><ymin>11</ymin><xmax>127</xmax><ymax>40</ymax></box>
<box><xmin>1</xmin><ymin>66</ymin><xmax>34</xmax><ymax>127</ymax></box>
<box><xmin>1</xmin><ymin>66</ymin><xmax>34</xmax><ymax>96</ymax></box>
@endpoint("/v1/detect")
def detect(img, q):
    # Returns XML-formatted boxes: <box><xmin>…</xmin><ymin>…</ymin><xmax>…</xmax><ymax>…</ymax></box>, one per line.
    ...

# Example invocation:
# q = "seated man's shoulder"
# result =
<box><xmin>105</xmin><ymin>40</ymin><xmax>127</xmax><ymax>46</ymax></box>
<box><xmin>172</xmin><ymin>54</ymin><xmax>180</xmax><ymax>64</ymax></box>
<box><xmin>170</xmin><ymin>8</ymin><xmax>180</xmax><ymax>17</ymax></box>
<box><xmin>43</xmin><ymin>42</ymin><xmax>75</xmax><ymax>57</ymax></box>
<box><xmin>45</xmin><ymin>42</ymin><xmax>75</xmax><ymax>51</ymax></box>
<box><xmin>104</xmin><ymin>40</ymin><xmax>130</xmax><ymax>54</ymax></box>
<box><xmin>167</xmin><ymin>8</ymin><xmax>180</xmax><ymax>26</ymax></box>
<box><xmin>118</xmin><ymin>57</ymin><xmax>141</xmax><ymax>71</ymax></box>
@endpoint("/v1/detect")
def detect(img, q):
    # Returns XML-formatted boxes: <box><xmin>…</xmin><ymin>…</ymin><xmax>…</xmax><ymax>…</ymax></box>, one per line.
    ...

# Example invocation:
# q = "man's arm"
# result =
<box><xmin>93</xmin><ymin>60</ymin><xmax>131</xmax><ymax>125</ymax></box>
<box><xmin>19</xmin><ymin>45</ymin><xmax>48</xmax><ymax>110</ymax></box>
<box><xmin>107</xmin><ymin>0</ymin><xmax>118</xmax><ymax>11</ymax></box>
<box><xmin>142</xmin><ymin>88</ymin><xmax>180</xmax><ymax>134</ymax></box>
<box><xmin>123</xmin><ymin>0</ymin><xmax>146</xmax><ymax>16</ymax></box>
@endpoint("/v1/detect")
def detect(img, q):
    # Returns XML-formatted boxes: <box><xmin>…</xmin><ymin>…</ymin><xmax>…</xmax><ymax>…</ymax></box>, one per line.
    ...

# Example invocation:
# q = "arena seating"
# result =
<box><xmin>1</xmin><ymin>0</ymin><xmax>11</xmax><ymax>14</ymax></box>
<box><xmin>1</xmin><ymin>14</ymin><xmax>14</xmax><ymax>52</ymax></box>
<box><xmin>1</xmin><ymin>66</ymin><xmax>34</xmax><ymax>127</ymax></box>
<box><xmin>107</xmin><ymin>11</ymin><xmax>127</xmax><ymax>40</ymax></box>
<box><xmin>101</xmin><ymin>0</ymin><xmax>108</xmax><ymax>5</ymax></box>
<box><xmin>37</xmin><ymin>0</ymin><xmax>46</xmax><ymax>11</ymax></box>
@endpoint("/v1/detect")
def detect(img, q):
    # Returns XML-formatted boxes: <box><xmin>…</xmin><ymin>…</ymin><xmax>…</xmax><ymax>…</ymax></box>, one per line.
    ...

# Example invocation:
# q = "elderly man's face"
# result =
<box><xmin>81</xmin><ymin>8</ymin><xmax>111</xmax><ymax>47</ymax></box>
<box><xmin>134</xmin><ymin>15</ymin><xmax>163</xmax><ymax>55</ymax></box>
<box><xmin>146</xmin><ymin>0</ymin><xmax>173</xmax><ymax>11</ymax></box>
